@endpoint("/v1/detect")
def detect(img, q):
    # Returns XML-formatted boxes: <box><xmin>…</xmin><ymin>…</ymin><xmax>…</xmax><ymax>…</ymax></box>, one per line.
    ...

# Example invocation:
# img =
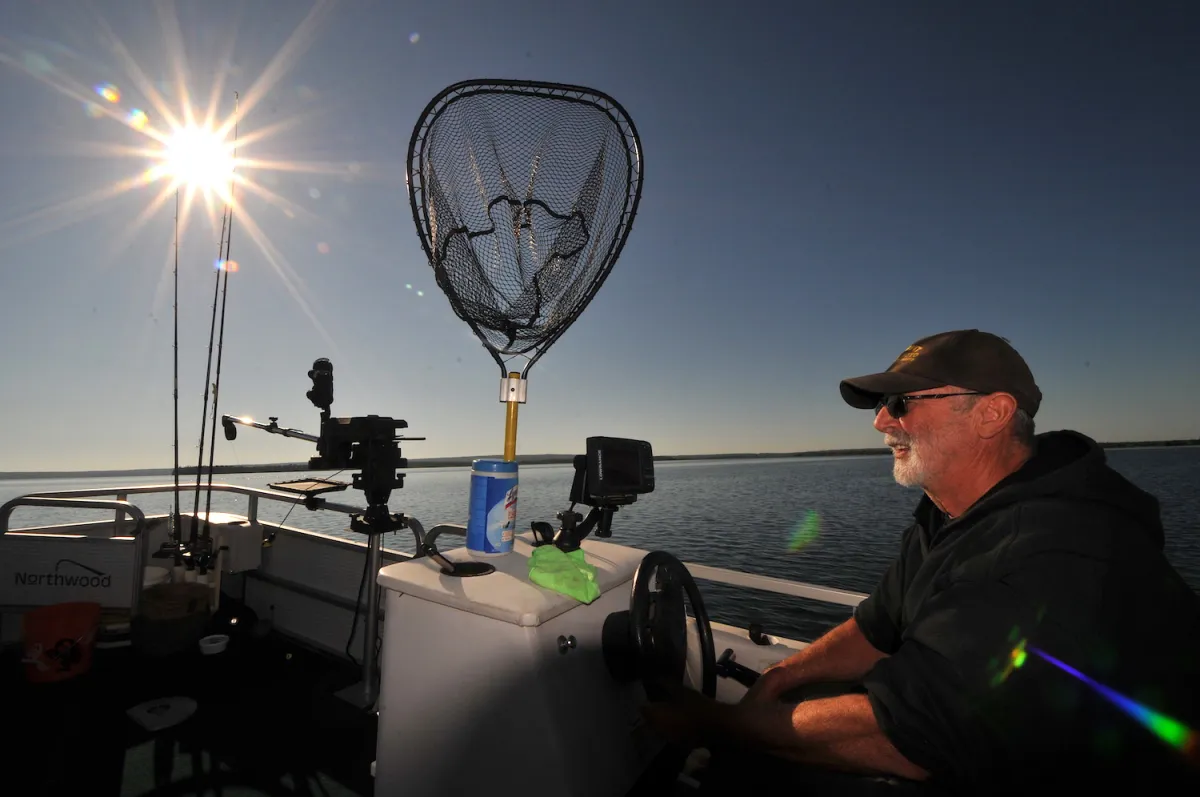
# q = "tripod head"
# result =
<box><xmin>222</xmin><ymin>359</ymin><xmax>425</xmax><ymax>528</ymax></box>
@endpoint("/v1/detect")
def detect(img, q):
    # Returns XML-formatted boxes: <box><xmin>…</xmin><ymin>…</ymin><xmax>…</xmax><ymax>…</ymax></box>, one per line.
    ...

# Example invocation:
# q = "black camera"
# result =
<box><xmin>306</xmin><ymin>358</ymin><xmax>334</xmax><ymax>413</ymax></box>
<box><xmin>570</xmin><ymin>436</ymin><xmax>654</xmax><ymax>507</ymax></box>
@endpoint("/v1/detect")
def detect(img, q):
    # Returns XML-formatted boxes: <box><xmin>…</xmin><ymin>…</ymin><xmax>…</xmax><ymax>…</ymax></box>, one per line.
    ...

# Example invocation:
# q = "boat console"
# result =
<box><xmin>373</xmin><ymin>437</ymin><xmax>719</xmax><ymax>797</ymax></box>
<box><xmin>376</xmin><ymin>535</ymin><xmax>657</xmax><ymax>796</ymax></box>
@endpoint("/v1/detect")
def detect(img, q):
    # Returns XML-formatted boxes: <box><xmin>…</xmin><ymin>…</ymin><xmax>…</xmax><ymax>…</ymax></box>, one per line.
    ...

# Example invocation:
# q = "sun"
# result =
<box><xmin>158</xmin><ymin>125</ymin><xmax>237</xmax><ymax>199</ymax></box>
<box><xmin>0</xmin><ymin>0</ymin><xmax>346</xmax><ymax>348</ymax></box>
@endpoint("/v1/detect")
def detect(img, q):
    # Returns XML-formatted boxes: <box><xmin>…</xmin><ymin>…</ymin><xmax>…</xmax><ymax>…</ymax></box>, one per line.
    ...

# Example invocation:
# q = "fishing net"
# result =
<box><xmin>407</xmin><ymin>79</ymin><xmax>643</xmax><ymax>375</ymax></box>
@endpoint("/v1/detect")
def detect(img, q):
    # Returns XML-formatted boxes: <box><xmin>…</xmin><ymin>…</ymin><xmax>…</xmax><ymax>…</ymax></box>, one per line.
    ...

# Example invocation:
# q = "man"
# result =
<box><xmin>644</xmin><ymin>329</ymin><xmax>1200</xmax><ymax>794</ymax></box>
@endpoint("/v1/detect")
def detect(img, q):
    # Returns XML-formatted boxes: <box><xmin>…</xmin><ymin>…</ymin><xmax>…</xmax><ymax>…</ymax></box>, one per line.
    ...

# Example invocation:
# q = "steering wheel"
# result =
<box><xmin>625</xmin><ymin>551</ymin><xmax>718</xmax><ymax>701</ymax></box>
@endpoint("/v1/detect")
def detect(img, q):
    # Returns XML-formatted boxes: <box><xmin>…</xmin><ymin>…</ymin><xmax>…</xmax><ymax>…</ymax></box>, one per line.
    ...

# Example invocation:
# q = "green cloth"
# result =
<box><xmin>528</xmin><ymin>546</ymin><xmax>601</xmax><ymax>604</ymax></box>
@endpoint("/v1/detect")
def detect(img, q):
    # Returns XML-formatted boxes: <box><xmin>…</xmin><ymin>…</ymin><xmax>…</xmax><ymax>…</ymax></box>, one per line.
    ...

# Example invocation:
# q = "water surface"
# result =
<box><xmin>3</xmin><ymin>447</ymin><xmax>1196</xmax><ymax>641</ymax></box>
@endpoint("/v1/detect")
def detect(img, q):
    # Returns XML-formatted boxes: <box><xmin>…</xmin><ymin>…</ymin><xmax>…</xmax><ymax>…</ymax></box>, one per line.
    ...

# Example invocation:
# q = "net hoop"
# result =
<box><xmin>406</xmin><ymin>78</ymin><xmax>644</xmax><ymax>377</ymax></box>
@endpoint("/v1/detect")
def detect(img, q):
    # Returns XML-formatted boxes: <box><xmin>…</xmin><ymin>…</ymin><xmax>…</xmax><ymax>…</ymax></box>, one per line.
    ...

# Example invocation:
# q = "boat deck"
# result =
<box><xmin>5</xmin><ymin>620</ymin><xmax>376</xmax><ymax>797</ymax></box>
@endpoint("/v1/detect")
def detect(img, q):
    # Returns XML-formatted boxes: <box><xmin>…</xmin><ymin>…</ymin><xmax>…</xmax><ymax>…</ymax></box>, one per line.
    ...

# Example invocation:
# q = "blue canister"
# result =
<box><xmin>466</xmin><ymin>459</ymin><xmax>518</xmax><ymax>556</ymax></box>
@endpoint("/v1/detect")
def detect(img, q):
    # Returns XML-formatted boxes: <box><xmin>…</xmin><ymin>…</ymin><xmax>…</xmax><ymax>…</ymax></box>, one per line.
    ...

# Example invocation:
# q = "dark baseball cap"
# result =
<box><xmin>839</xmin><ymin>329</ymin><xmax>1042</xmax><ymax>417</ymax></box>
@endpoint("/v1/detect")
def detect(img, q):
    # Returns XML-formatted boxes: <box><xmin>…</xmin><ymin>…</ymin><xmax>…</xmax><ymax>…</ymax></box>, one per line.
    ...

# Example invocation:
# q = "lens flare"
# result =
<box><xmin>1029</xmin><ymin>646</ymin><xmax>1198</xmax><ymax>759</ymax></box>
<box><xmin>994</xmin><ymin>636</ymin><xmax>1199</xmax><ymax>762</ymax></box>
<box><xmin>787</xmin><ymin>510</ymin><xmax>821</xmax><ymax>552</ymax></box>
<box><xmin>94</xmin><ymin>82</ymin><xmax>120</xmax><ymax>103</ymax></box>
<box><xmin>214</xmin><ymin>259</ymin><xmax>239</xmax><ymax>272</ymax></box>
<box><xmin>22</xmin><ymin>52</ymin><xmax>53</xmax><ymax>74</ymax></box>
<box><xmin>990</xmin><ymin>637</ymin><xmax>1028</xmax><ymax>686</ymax></box>
<box><xmin>128</xmin><ymin>108</ymin><xmax>149</xmax><ymax>130</ymax></box>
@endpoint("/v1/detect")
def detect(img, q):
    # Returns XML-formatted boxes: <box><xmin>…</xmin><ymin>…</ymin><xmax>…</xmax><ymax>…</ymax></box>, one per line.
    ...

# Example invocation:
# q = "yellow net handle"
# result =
<box><xmin>501</xmin><ymin>371</ymin><xmax>526</xmax><ymax>462</ymax></box>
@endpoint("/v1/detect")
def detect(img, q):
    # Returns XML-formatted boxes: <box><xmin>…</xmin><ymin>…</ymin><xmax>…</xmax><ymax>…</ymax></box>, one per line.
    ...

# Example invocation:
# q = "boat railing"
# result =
<box><xmin>1</xmin><ymin>482</ymin><xmax>365</xmax><ymax>533</ymax></box>
<box><xmin>2</xmin><ymin>483</ymin><xmax>868</xmax><ymax>611</ymax></box>
<box><xmin>683</xmin><ymin>563</ymin><xmax>867</xmax><ymax>608</ymax></box>
<box><xmin>1</xmin><ymin>496</ymin><xmax>147</xmax><ymax>537</ymax></box>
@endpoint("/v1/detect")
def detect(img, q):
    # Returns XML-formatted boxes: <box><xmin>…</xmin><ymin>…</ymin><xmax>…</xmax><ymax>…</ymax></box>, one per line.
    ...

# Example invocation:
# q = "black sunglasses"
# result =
<box><xmin>875</xmin><ymin>391</ymin><xmax>985</xmax><ymax>419</ymax></box>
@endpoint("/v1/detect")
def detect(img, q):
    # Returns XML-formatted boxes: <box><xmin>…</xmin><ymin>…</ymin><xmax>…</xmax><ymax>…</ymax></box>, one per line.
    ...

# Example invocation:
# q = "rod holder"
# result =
<box><xmin>499</xmin><ymin>375</ymin><xmax>527</xmax><ymax>404</ymax></box>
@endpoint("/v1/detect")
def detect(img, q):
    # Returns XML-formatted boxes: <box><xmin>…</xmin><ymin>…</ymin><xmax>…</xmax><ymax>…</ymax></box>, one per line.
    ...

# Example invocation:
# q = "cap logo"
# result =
<box><xmin>892</xmin><ymin>344</ymin><xmax>923</xmax><ymax>367</ymax></box>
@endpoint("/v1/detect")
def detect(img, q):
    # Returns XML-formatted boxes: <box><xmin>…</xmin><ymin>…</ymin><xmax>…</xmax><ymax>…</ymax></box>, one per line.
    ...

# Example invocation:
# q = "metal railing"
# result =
<box><xmin>1</xmin><ymin>496</ymin><xmax>147</xmax><ymax>536</ymax></box>
<box><xmin>10</xmin><ymin>482</ymin><xmax>367</xmax><ymax>529</ymax></box>
<box><xmin>684</xmin><ymin>562</ymin><xmax>867</xmax><ymax>608</ymax></box>
<box><xmin>3</xmin><ymin>484</ymin><xmax>868</xmax><ymax>612</ymax></box>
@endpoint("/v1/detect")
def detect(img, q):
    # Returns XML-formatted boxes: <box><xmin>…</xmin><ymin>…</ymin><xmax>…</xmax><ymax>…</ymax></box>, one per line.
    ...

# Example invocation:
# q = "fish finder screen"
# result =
<box><xmin>598</xmin><ymin>447</ymin><xmax>639</xmax><ymax>491</ymax></box>
<box><xmin>586</xmin><ymin>437</ymin><xmax>654</xmax><ymax>501</ymax></box>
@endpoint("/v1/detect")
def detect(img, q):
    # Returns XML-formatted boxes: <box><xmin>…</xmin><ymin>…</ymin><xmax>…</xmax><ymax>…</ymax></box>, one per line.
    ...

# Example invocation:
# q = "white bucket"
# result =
<box><xmin>143</xmin><ymin>566</ymin><xmax>170</xmax><ymax>588</ymax></box>
<box><xmin>199</xmin><ymin>634</ymin><xmax>229</xmax><ymax>655</ymax></box>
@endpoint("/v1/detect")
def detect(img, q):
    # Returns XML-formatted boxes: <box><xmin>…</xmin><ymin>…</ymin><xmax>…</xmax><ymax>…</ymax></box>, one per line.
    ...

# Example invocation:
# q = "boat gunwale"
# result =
<box><xmin>1</xmin><ymin>482</ymin><xmax>869</xmax><ymax>610</ymax></box>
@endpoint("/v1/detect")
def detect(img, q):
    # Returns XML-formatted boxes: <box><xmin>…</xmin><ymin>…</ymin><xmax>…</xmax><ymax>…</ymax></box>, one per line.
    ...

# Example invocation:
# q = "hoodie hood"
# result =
<box><xmin>929</xmin><ymin>430</ymin><xmax>1165</xmax><ymax>549</ymax></box>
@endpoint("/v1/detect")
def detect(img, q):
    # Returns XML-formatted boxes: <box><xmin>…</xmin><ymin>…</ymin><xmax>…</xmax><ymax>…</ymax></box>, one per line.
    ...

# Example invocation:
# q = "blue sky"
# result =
<box><xmin>0</xmin><ymin>1</ymin><xmax>1197</xmax><ymax>472</ymax></box>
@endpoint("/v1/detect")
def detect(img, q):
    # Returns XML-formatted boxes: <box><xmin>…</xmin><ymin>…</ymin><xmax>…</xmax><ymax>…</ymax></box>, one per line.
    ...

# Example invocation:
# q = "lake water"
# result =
<box><xmin>3</xmin><ymin>447</ymin><xmax>1197</xmax><ymax>641</ymax></box>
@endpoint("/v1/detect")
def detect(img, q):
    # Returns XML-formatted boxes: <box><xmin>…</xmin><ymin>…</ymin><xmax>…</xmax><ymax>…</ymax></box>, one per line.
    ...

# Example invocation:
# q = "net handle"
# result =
<box><xmin>503</xmin><ymin>371</ymin><xmax>521</xmax><ymax>461</ymax></box>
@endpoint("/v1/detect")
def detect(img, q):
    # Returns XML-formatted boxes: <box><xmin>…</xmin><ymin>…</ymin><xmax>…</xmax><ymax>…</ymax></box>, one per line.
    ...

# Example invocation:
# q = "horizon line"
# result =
<box><xmin>1</xmin><ymin>438</ymin><xmax>1197</xmax><ymax>480</ymax></box>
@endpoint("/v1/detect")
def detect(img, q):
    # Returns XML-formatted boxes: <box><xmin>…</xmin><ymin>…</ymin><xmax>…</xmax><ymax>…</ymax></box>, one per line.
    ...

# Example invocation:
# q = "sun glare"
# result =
<box><xmin>159</xmin><ymin>125</ymin><xmax>236</xmax><ymax>197</ymax></box>
<box><xmin>0</xmin><ymin>0</ymin><xmax>345</xmax><ymax>350</ymax></box>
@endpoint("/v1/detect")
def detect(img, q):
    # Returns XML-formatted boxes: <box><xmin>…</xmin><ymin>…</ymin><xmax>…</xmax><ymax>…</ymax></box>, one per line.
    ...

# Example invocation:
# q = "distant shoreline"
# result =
<box><xmin>1</xmin><ymin>439</ymin><xmax>1196</xmax><ymax>481</ymax></box>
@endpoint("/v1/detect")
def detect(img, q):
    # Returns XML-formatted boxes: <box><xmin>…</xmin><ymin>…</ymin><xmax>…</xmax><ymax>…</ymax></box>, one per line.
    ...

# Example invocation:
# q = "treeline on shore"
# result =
<box><xmin>2</xmin><ymin>439</ymin><xmax>1197</xmax><ymax>481</ymax></box>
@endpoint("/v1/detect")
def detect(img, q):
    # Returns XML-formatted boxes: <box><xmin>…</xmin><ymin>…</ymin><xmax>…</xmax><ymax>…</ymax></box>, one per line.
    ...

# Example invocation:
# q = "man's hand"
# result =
<box><xmin>735</xmin><ymin>618</ymin><xmax>888</xmax><ymax>708</ymax></box>
<box><xmin>640</xmin><ymin>677</ymin><xmax>928</xmax><ymax>781</ymax></box>
<box><xmin>640</xmin><ymin>680</ymin><xmax>724</xmax><ymax>748</ymax></box>
<box><xmin>739</xmin><ymin>664</ymin><xmax>787</xmax><ymax>705</ymax></box>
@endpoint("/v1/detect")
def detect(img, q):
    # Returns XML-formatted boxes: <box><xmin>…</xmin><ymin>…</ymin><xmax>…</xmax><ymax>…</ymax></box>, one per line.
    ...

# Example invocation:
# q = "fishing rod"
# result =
<box><xmin>171</xmin><ymin>187</ymin><xmax>182</xmax><ymax>566</ymax></box>
<box><xmin>201</xmin><ymin>91</ymin><xmax>240</xmax><ymax>550</ymax></box>
<box><xmin>189</xmin><ymin>93</ymin><xmax>239</xmax><ymax>549</ymax></box>
<box><xmin>188</xmin><ymin>206</ymin><xmax>228</xmax><ymax>548</ymax></box>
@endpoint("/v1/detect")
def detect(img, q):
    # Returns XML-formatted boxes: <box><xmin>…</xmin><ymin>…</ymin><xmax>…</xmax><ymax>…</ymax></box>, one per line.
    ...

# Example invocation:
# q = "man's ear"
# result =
<box><xmin>976</xmin><ymin>392</ymin><xmax>1019</xmax><ymax>440</ymax></box>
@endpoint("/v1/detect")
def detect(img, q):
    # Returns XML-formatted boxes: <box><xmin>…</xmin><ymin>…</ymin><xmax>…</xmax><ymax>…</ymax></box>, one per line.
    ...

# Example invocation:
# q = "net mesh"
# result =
<box><xmin>408</xmin><ymin>80</ymin><xmax>643</xmax><ymax>372</ymax></box>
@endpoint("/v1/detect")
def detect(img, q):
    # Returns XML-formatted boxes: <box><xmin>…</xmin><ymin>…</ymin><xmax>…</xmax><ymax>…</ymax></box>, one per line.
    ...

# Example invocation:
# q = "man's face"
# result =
<box><xmin>872</xmin><ymin>387</ymin><xmax>977</xmax><ymax>489</ymax></box>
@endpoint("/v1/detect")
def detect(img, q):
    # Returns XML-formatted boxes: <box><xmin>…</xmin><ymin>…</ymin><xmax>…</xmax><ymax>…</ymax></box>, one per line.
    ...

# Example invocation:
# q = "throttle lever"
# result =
<box><xmin>715</xmin><ymin>648</ymin><xmax>761</xmax><ymax>688</ymax></box>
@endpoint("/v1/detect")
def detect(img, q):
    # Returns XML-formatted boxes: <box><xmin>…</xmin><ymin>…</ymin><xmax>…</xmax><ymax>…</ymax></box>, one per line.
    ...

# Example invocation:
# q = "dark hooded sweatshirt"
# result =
<box><xmin>854</xmin><ymin>430</ymin><xmax>1200</xmax><ymax>793</ymax></box>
